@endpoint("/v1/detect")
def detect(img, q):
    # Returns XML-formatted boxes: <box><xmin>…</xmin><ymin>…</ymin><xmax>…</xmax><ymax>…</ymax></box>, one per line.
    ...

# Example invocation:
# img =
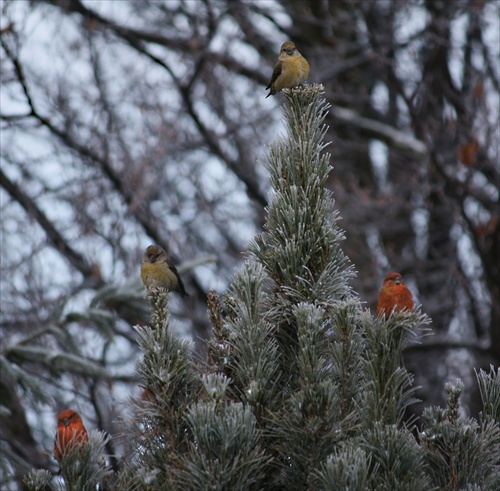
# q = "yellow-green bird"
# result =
<box><xmin>266</xmin><ymin>41</ymin><xmax>310</xmax><ymax>98</ymax></box>
<box><xmin>140</xmin><ymin>244</ymin><xmax>188</xmax><ymax>297</ymax></box>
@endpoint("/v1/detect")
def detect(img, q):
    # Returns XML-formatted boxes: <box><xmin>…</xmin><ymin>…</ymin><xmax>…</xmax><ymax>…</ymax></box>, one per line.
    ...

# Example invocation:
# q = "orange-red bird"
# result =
<box><xmin>376</xmin><ymin>272</ymin><xmax>414</xmax><ymax>317</ymax></box>
<box><xmin>54</xmin><ymin>409</ymin><xmax>89</xmax><ymax>461</ymax></box>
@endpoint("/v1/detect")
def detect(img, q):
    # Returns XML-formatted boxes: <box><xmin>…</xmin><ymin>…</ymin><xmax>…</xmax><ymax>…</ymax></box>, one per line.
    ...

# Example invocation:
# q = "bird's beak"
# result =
<box><xmin>62</xmin><ymin>418</ymin><xmax>70</xmax><ymax>426</ymax></box>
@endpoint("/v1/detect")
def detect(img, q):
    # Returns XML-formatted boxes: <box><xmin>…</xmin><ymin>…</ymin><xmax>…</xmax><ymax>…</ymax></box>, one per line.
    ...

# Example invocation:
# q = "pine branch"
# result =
<box><xmin>475</xmin><ymin>365</ymin><xmax>500</xmax><ymax>421</ymax></box>
<box><xmin>131</xmin><ymin>287</ymin><xmax>199</xmax><ymax>487</ymax></box>
<box><xmin>223</xmin><ymin>263</ymin><xmax>282</xmax><ymax>418</ymax></box>
<box><xmin>175</xmin><ymin>398</ymin><xmax>269</xmax><ymax>490</ymax></box>
<box><xmin>23</xmin><ymin>431</ymin><xmax>111</xmax><ymax>491</ymax></box>
<box><xmin>314</xmin><ymin>444</ymin><xmax>375</xmax><ymax>491</ymax></box>
<box><xmin>420</xmin><ymin>378</ymin><xmax>500</xmax><ymax>489</ymax></box>
<box><xmin>361</xmin><ymin>309</ymin><xmax>431</xmax><ymax>427</ymax></box>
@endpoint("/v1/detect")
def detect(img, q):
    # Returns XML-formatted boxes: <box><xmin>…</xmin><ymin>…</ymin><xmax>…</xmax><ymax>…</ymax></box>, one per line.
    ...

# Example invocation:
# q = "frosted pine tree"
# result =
<box><xmin>24</xmin><ymin>85</ymin><xmax>500</xmax><ymax>491</ymax></box>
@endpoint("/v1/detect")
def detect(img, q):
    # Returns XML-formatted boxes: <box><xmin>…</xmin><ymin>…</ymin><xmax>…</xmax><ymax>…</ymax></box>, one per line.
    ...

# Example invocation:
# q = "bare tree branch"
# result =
<box><xmin>330</xmin><ymin>104</ymin><xmax>428</xmax><ymax>155</ymax></box>
<box><xmin>0</xmin><ymin>168</ymin><xmax>97</xmax><ymax>283</ymax></box>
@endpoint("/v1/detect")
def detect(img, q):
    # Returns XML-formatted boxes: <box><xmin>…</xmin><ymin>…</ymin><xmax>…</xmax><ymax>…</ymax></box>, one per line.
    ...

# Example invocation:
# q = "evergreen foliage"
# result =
<box><xmin>176</xmin><ymin>393</ymin><xmax>269</xmax><ymax>490</ymax></box>
<box><xmin>361</xmin><ymin>310</ymin><xmax>428</xmax><ymax>427</ymax></box>
<box><xmin>420</xmin><ymin>379</ymin><xmax>500</xmax><ymax>490</ymax></box>
<box><xmin>476</xmin><ymin>365</ymin><xmax>500</xmax><ymax>422</ymax></box>
<box><xmin>314</xmin><ymin>444</ymin><xmax>375</xmax><ymax>491</ymax></box>
<box><xmin>23</xmin><ymin>431</ymin><xmax>111</xmax><ymax>491</ymax></box>
<box><xmin>23</xmin><ymin>85</ymin><xmax>500</xmax><ymax>490</ymax></box>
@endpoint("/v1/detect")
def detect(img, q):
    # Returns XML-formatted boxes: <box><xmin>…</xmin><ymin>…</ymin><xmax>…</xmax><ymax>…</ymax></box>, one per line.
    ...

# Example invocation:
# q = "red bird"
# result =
<box><xmin>376</xmin><ymin>272</ymin><xmax>414</xmax><ymax>317</ymax></box>
<box><xmin>54</xmin><ymin>409</ymin><xmax>89</xmax><ymax>461</ymax></box>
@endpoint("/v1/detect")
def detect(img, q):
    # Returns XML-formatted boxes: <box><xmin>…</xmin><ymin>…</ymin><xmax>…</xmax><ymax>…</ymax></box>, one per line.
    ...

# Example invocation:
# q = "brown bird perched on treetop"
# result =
<box><xmin>376</xmin><ymin>272</ymin><xmax>414</xmax><ymax>317</ymax></box>
<box><xmin>266</xmin><ymin>41</ymin><xmax>310</xmax><ymax>98</ymax></box>
<box><xmin>54</xmin><ymin>409</ymin><xmax>89</xmax><ymax>461</ymax></box>
<box><xmin>141</xmin><ymin>244</ymin><xmax>188</xmax><ymax>297</ymax></box>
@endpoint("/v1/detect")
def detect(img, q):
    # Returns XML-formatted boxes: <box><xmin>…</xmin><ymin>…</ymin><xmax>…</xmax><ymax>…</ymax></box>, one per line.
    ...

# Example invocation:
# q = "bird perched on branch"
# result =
<box><xmin>376</xmin><ymin>272</ymin><xmax>414</xmax><ymax>317</ymax></box>
<box><xmin>141</xmin><ymin>244</ymin><xmax>189</xmax><ymax>297</ymax></box>
<box><xmin>54</xmin><ymin>409</ymin><xmax>89</xmax><ymax>461</ymax></box>
<box><xmin>266</xmin><ymin>41</ymin><xmax>310</xmax><ymax>98</ymax></box>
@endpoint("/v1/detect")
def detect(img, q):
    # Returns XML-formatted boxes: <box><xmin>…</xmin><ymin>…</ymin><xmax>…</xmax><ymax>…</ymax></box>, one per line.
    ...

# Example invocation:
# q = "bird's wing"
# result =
<box><xmin>266</xmin><ymin>61</ymin><xmax>283</xmax><ymax>89</ymax></box>
<box><xmin>168</xmin><ymin>262</ymin><xmax>189</xmax><ymax>297</ymax></box>
<box><xmin>167</xmin><ymin>261</ymin><xmax>179</xmax><ymax>275</ymax></box>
